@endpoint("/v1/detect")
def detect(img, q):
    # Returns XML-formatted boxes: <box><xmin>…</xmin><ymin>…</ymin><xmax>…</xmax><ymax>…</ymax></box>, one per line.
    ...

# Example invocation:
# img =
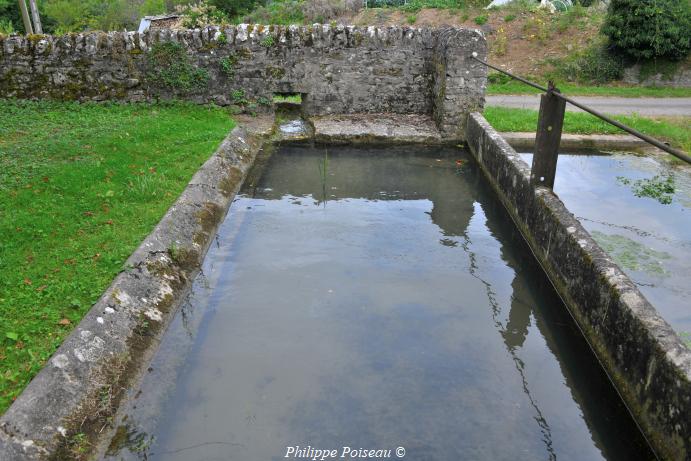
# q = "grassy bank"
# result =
<box><xmin>0</xmin><ymin>100</ymin><xmax>234</xmax><ymax>413</ymax></box>
<box><xmin>483</xmin><ymin>107</ymin><xmax>691</xmax><ymax>153</ymax></box>
<box><xmin>487</xmin><ymin>81</ymin><xmax>691</xmax><ymax>97</ymax></box>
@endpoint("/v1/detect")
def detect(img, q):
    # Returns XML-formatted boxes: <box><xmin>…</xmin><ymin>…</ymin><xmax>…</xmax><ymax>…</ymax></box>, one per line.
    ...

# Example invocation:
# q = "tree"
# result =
<box><xmin>603</xmin><ymin>0</ymin><xmax>691</xmax><ymax>61</ymax></box>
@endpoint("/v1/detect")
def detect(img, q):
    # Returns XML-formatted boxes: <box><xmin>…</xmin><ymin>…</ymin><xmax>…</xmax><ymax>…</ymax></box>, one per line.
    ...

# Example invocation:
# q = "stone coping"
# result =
<box><xmin>466</xmin><ymin>112</ymin><xmax>691</xmax><ymax>461</ymax></box>
<box><xmin>311</xmin><ymin>113</ymin><xmax>444</xmax><ymax>144</ymax></box>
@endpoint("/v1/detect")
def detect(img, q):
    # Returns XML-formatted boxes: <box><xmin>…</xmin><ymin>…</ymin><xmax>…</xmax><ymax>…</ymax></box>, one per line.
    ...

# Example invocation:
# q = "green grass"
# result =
<box><xmin>487</xmin><ymin>81</ymin><xmax>691</xmax><ymax>97</ymax></box>
<box><xmin>484</xmin><ymin>106</ymin><xmax>691</xmax><ymax>153</ymax></box>
<box><xmin>273</xmin><ymin>93</ymin><xmax>302</xmax><ymax>103</ymax></box>
<box><xmin>0</xmin><ymin>100</ymin><xmax>234</xmax><ymax>413</ymax></box>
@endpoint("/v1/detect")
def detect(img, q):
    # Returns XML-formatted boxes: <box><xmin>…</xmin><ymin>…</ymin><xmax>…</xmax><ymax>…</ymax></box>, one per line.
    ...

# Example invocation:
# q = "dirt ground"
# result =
<box><xmin>342</xmin><ymin>6</ymin><xmax>604</xmax><ymax>77</ymax></box>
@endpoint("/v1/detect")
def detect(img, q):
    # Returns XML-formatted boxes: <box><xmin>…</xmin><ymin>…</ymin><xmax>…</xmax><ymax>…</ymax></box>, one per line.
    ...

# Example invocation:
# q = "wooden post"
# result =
<box><xmin>28</xmin><ymin>0</ymin><xmax>42</xmax><ymax>34</ymax></box>
<box><xmin>530</xmin><ymin>82</ymin><xmax>566</xmax><ymax>189</ymax></box>
<box><xmin>17</xmin><ymin>0</ymin><xmax>33</xmax><ymax>35</ymax></box>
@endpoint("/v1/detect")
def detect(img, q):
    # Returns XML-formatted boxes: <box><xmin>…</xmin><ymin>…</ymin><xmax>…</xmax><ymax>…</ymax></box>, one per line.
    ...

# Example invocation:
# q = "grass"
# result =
<box><xmin>273</xmin><ymin>93</ymin><xmax>302</xmax><ymax>103</ymax></box>
<box><xmin>0</xmin><ymin>100</ymin><xmax>234</xmax><ymax>413</ymax></box>
<box><xmin>487</xmin><ymin>81</ymin><xmax>691</xmax><ymax>97</ymax></box>
<box><xmin>484</xmin><ymin>106</ymin><xmax>691</xmax><ymax>153</ymax></box>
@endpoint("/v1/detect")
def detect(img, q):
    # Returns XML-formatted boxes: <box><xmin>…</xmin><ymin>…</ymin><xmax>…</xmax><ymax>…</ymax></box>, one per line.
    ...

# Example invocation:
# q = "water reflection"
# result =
<box><xmin>104</xmin><ymin>145</ymin><xmax>653</xmax><ymax>461</ymax></box>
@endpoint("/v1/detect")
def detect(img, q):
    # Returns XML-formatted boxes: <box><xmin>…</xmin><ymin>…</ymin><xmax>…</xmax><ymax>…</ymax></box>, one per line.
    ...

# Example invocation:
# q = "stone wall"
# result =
<box><xmin>622</xmin><ymin>61</ymin><xmax>691</xmax><ymax>88</ymax></box>
<box><xmin>0</xmin><ymin>25</ymin><xmax>487</xmax><ymax>139</ymax></box>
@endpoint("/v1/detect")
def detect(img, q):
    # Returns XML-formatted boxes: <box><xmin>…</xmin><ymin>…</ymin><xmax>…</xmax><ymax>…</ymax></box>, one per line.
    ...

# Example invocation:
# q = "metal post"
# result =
<box><xmin>17</xmin><ymin>0</ymin><xmax>33</xmax><ymax>35</ymax></box>
<box><xmin>531</xmin><ymin>82</ymin><xmax>566</xmax><ymax>189</ymax></box>
<box><xmin>28</xmin><ymin>0</ymin><xmax>42</xmax><ymax>34</ymax></box>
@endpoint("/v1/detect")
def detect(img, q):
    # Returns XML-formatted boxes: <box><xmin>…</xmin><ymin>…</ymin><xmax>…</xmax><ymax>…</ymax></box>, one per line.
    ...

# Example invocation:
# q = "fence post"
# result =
<box><xmin>530</xmin><ymin>82</ymin><xmax>566</xmax><ymax>189</ymax></box>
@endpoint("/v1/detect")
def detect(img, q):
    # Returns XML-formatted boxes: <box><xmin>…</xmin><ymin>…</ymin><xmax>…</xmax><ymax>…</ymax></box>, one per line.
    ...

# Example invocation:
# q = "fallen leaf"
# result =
<box><xmin>105</xmin><ymin>219</ymin><xmax>113</xmax><ymax>225</ymax></box>
<box><xmin>15</xmin><ymin>341</ymin><xmax>24</xmax><ymax>349</ymax></box>
<box><xmin>23</xmin><ymin>278</ymin><xmax>32</xmax><ymax>285</ymax></box>
<box><xmin>58</xmin><ymin>318</ymin><xmax>71</xmax><ymax>326</ymax></box>
<box><xmin>83</xmin><ymin>211</ymin><xmax>94</xmax><ymax>217</ymax></box>
<box><xmin>42</xmin><ymin>176</ymin><xmax>49</xmax><ymax>183</ymax></box>
<box><xmin>36</xmin><ymin>285</ymin><xmax>47</xmax><ymax>292</ymax></box>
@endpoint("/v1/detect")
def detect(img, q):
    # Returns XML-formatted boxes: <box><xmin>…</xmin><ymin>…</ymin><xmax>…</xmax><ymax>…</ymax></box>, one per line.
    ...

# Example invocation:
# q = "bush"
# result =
<box><xmin>549</xmin><ymin>44</ymin><xmax>625</xmax><ymax>84</ymax></box>
<box><xmin>210</xmin><ymin>0</ymin><xmax>260</xmax><ymax>17</ymax></box>
<box><xmin>474</xmin><ymin>14</ymin><xmax>488</xmax><ymax>25</ymax></box>
<box><xmin>603</xmin><ymin>0</ymin><xmax>691</xmax><ymax>61</ymax></box>
<box><xmin>302</xmin><ymin>0</ymin><xmax>360</xmax><ymax>23</ymax></box>
<box><xmin>241</xmin><ymin>0</ymin><xmax>303</xmax><ymax>24</ymax></box>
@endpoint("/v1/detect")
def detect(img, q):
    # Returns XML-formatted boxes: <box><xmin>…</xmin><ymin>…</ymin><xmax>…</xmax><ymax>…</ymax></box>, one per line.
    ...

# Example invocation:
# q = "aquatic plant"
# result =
<box><xmin>591</xmin><ymin>231</ymin><xmax>670</xmax><ymax>276</ymax></box>
<box><xmin>616</xmin><ymin>174</ymin><xmax>675</xmax><ymax>205</ymax></box>
<box><xmin>317</xmin><ymin>149</ymin><xmax>329</xmax><ymax>206</ymax></box>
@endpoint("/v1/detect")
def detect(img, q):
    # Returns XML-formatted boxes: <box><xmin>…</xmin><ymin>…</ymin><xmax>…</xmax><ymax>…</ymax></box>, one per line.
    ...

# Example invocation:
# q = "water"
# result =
<box><xmin>520</xmin><ymin>151</ymin><xmax>691</xmax><ymax>336</ymax></box>
<box><xmin>104</xmin><ymin>145</ymin><xmax>653</xmax><ymax>461</ymax></box>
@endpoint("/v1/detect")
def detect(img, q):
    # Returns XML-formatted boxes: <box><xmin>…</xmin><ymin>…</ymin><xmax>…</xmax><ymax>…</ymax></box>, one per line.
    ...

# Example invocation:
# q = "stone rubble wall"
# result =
<box><xmin>0</xmin><ymin>24</ymin><xmax>487</xmax><ymax>139</ymax></box>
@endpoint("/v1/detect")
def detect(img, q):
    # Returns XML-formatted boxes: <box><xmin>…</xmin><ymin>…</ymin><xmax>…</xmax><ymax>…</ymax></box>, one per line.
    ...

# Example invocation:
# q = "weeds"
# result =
<box><xmin>260</xmin><ymin>34</ymin><xmax>276</xmax><ymax>48</ymax></box>
<box><xmin>493</xmin><ymin>27</ymin><xmax>507</xmax><ymax>56</ymax></box>
<box><xmin>220</xmin><ymin>55</ymin><xmax>238</xmax><ymax>77</ymax></box>
<box><xmin>474</xmin><ymin>14</ymin><xmax>488</xmax><ymax>25</ymax></box>
<box><xmin>617</xmin><ymin>175</ymin><xmax>676</xmax><ymax>205</ymax></box>
<box><xmin>147</xmin><ymin>43</ymin><xmax>209</xmax><ymax>93</ymax></box>
<box><xmin>546</xmin><ymin>43</ymin><xmax>625</xmax><ymax>84</ymax></box>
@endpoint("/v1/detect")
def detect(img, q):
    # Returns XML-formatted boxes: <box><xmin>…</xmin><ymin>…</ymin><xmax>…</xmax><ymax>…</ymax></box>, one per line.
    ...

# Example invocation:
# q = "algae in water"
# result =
<box><xmin>591</xmin><ymin>231</ymin><xmax>670</xmax><ymax>276</ymax></box>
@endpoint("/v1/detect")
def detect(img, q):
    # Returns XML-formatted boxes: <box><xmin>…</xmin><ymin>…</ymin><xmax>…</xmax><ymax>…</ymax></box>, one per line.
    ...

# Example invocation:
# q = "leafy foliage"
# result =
<box><xmin>43</xmin><ymin>0</ymin><xmax>171</xmax><ymax>34</ymax></box>
<box><xmin>603</xmin><ymin>0</ymin><xmax>691</xmax><ymax>61</ymax></box>
<box><xmin>548</xmin><ymin>44</ymin><xmax>625</xmax><ymax>84</ymax></box>
<box><xmin>147</xmin><ymin>42</ymin><xmax>209</xmax><ymax>93</ymax></box>
<box><xmin>616</xmin><ymin>174</ymin><xmax>676</xmax><ymax>205</ymax></box>
<box><xmin>220</xmin><ymin>54</ymin><xmax>238</xmax><ymax>76</ymax></box>
<box><xmin>209</xmin><ymin>0</ymin><xmax>261</xmax><ymax>17</ymax></box>
<box><xmin>177</xmin><ymin>1</ymin><xmax>229</xmax><ymax>28</ymax></box>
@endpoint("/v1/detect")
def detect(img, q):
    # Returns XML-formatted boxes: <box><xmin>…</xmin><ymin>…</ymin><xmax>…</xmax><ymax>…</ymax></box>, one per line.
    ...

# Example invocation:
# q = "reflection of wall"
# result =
<box><xmin>249</xmin><ymin>145</ymin><xmax>478</xmax><ymax>236</ymax></box>
<box><xmin>0</xmin><ymin>25</ymin><xmax>486</xmax><ymax>138</ymax></box>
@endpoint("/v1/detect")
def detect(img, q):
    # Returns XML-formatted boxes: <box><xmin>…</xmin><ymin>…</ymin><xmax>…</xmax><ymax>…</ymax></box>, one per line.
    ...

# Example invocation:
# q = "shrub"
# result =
<box><xmin>240</xmin><ymin>0</ymin><xmax>304</xmax><ymax>24</ymax></box>
<box><xmin>210</xmin><ymin>0</ymin><xmax>260</xmax><ymax>17</ymax></box>
<box><xmin>474</xmin><ymin>14</ymin><xmax>488</xmax><ymax>25</ymax></box>
<box><xmin>549</xmin><ymin>44</ymin><xmax>625</xmax><ymax>84</ymax></box>
<box><xmin>302</xmin><ymin>0</ymin><xmax>361</xmax><ymax>23</ymax></box>
<box><xmin>177</xmin><ymin>1</ymin><xmax>229</xmax><ymax>28</ymax></box>
<box><xmin>603</xmin><ymin>0</ymin><xmax>691</xmax><ymax>61</ymax></box>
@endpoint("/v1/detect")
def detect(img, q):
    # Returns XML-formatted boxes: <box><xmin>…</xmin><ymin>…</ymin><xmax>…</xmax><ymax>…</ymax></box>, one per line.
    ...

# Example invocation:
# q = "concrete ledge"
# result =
<box><xmin>466</xmin><ymin>112</ymin><xmax>691</xmax><ymax>461</ymax></box>
<box><xmin>499</xmin><ymin>132</ymin><xmax>651</xmax><ymax>151</ymax></box>
<box><xmin>311</xmin><ymin>114</ymin><xmax>444</xmax><ymax>144</ymax></box>
<box><xmin>0</xmin><ymin>125</ymin><xmax>268</xmax><ymax>460</ymax></box>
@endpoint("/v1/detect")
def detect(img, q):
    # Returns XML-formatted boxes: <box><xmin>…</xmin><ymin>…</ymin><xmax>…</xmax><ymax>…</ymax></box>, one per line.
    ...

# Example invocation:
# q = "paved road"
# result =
<box><xmin>486</xmin><ymin>95</ymin><xmax>691</xmax><ymax>116</ymax></box>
